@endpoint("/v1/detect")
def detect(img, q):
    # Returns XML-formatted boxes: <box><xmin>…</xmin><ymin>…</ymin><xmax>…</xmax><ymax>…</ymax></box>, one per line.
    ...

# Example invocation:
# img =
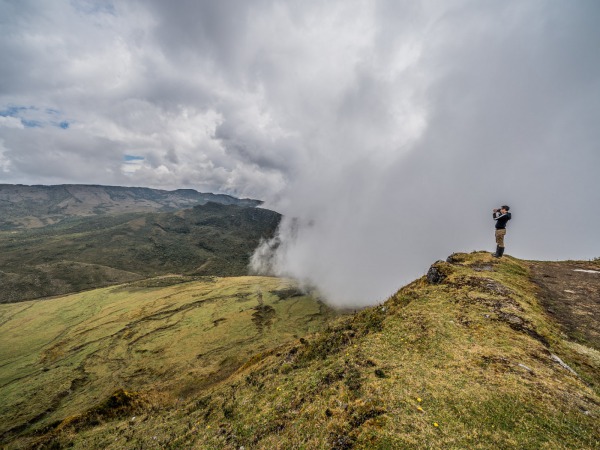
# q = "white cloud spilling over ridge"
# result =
<box><xmin>250</xmin><ymin>0</ymin><xmax>600</xmax><ymax>306</ymax></box>
<box><xmin>1</xmin><ymin>0</ymin><xmax>599</xmax><ymax>306</ymax></box>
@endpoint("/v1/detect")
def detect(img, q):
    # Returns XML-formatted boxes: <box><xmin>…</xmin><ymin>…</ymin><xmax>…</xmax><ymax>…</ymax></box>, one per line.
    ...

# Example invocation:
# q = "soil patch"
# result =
<box><xmin>527</xmin><ymin>260</ymin><xmax>600</xmax><ymax>350</ymax></box>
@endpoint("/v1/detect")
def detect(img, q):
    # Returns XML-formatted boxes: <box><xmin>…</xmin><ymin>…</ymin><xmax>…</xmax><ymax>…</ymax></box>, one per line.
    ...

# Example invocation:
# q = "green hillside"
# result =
<box><xmin>0</xmin><ymin>202</ymin><xmax>281</xmax><ymax>303</ymax></box>
<box><xmin>10</xmin><ymin>252</ymin><xmax>598</xmax><ymax>450</ymax></box>
<box><xmin>0</xmin><ymin>276</ymin><xmax>340</xmax><ymax>447</ymax></box>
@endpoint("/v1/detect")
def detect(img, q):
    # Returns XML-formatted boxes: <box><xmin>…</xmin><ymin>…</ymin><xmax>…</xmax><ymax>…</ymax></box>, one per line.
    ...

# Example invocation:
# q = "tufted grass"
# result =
<box><xmin>0</xmin><ymin>276</ymin><xmax>339</xmax><ymax>447</ymax></box>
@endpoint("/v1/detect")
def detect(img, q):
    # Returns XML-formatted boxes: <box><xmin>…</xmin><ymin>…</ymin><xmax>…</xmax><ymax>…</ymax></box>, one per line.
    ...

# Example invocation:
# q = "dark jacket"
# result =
<box><xmin>493</xmin><ymin>211</ymin><xmax>511</xmax><ymax>229</ymax></box>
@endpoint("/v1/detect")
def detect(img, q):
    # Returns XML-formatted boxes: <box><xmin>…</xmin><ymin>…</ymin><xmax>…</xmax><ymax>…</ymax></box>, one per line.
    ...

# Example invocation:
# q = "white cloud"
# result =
<box><xmin>0</xmin><ymin>140</ymin><xmax>12</xmax><ymax>173</ymax></box>
<box><xmin>1</xmin><ymin>0</ymin><xmax>599</xmax><ymax>305</ymax></box>
<box><xmin>0</xmin><ymin>116</ymin><xmax>24</xmax><ymax>129</ymax></box>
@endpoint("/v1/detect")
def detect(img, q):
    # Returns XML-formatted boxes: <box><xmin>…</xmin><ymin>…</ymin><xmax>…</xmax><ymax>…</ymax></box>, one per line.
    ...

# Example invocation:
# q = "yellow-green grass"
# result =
<box><xmin>0</xmin><ymin>276</ymin><xmax>339</xmax><ymax>445</ymax></box>
<box><xmin>35</xmin><ymin>252</ymin><xmax>600</xmax><ymax>449</ymax></box>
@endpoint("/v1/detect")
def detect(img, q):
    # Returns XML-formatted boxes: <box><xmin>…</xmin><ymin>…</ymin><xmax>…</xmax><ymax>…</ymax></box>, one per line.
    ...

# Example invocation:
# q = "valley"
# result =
<box><xmin>0</xmin><ymin>202</ymin><xmax>281</xmax><ymax>303</ymax></box>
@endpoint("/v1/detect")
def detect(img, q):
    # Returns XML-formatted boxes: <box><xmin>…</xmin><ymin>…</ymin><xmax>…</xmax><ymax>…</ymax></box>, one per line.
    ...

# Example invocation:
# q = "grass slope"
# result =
<box><xmin>0</xmin><ymin>276</ymin><xmax>340</xmax><ymax>447</ymax></box>
<box><xmin>0</xmin><ymin>202</ymin><xmax>281</xmax><ymax>303</ymax></box>
<box><xmin>23</xmin><ymin>252</ymin><xmax>600</xmax><ymax>449</ymax></box>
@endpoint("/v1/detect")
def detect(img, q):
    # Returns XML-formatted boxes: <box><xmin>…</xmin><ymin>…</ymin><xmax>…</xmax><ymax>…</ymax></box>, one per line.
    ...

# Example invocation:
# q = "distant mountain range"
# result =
<box><xmin>0</xmin><ymin>184</ymin><xmax>261</xmax><ymax>229</ymax></box>
<box><xmin>0</xmin><ymin>184</ymin><xmax>279</xmax><ymax>302</ymax></box>
<box><xmin>0</xmin><ymin>201</ymin><xmax>281</xmax><ymax>302</ymax></box>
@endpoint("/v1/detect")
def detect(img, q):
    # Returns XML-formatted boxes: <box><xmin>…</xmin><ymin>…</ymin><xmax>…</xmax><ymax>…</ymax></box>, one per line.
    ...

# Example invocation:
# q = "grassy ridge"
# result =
<box><xmin>0</xmin><ymin>276</ymin><xmax>339</xmax><ymax>446</ymax></box>
<box><xmin>29</xmin><ymin>252</ymin><xmax>600</xmax><ymax>449</ymax></box>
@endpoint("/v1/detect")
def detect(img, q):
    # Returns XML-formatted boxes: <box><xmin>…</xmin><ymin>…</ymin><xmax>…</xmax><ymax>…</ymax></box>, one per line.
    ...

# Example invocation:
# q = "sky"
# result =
<box><xmin>1</xmin><ymin>0</ymin><xmax>599</xmax><ymax>306</ymax></box>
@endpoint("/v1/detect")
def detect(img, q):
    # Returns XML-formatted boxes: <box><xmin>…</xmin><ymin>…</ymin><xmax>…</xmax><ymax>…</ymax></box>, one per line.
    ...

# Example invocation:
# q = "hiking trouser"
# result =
<box><xmin>495</xmin><ymin>229</ymin><xmax>506</xmax><ymax>248</ymax></box>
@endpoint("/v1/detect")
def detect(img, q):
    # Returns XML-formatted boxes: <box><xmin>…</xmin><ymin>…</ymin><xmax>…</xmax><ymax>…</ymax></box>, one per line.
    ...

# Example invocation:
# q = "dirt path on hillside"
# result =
<box><xmin>527</xmin><ymin>260</ymin><xmax>600</xmax><ymax>350</ymax></box>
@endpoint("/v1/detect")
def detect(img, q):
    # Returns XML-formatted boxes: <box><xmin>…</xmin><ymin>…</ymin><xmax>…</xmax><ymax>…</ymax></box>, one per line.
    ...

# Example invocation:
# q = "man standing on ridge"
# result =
<box><xmin>492</xmin><ymin>205</ymin><xmax>511</xmax><ymax>258</ymax></box>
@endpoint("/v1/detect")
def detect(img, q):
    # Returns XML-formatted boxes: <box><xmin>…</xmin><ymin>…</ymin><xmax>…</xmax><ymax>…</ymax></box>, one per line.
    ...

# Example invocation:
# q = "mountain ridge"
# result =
<box><xmin>0</xmin><ymin>202</ymin><xmax>281</xmax><ymax>303</ymax></box>
<box><xmin>0</xmin><ymin>184</ymin><xmax>261</xmax><ymax>230</ymax></box>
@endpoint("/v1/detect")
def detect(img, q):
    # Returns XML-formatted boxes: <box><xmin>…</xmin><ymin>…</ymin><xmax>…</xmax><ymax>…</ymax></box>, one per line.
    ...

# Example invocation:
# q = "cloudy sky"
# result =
<box><xmin>1</xmin><ymin>0</ymin><xmax>599</xmax><ymax>305</ymax></box>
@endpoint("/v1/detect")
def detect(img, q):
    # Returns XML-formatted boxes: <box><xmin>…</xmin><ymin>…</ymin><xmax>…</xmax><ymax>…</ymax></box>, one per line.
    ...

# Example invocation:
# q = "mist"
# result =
<box><xmin>1</xmin><ymin>1</ymin><xmax>599</xmax><ymax>307</ymax></box>
<box><xmin>249</xmin><ymin>0</ymin><xmax>600</xmax><ymax>306</ymax></box>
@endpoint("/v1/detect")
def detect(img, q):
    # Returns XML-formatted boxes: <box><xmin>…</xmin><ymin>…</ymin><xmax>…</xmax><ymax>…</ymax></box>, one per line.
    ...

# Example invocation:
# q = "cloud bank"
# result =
<box><xmin>1</xmin><ymin>0</ymin><xmax>599</xmax><ymax>305</ymax></box>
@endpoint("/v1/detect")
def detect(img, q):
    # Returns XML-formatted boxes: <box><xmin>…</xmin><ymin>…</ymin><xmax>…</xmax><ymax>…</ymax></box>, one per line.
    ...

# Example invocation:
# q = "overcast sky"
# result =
<box><xmin>1</xmin><ymin>0</ymin><xmax>599</xmax><ymax>305</ymax></box>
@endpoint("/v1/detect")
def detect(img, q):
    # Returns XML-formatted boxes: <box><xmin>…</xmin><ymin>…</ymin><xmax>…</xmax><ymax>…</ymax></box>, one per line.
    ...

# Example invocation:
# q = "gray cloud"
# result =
<box><xmin>1</xmin><ymin>0</ymin><xmax>599</xmax><ymax>306</ymax></box>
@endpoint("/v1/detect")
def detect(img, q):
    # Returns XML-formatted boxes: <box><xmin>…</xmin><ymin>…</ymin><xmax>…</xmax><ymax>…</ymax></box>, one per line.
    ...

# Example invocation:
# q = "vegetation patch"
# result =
<box><xmin>0</xmin><ymin>276</ymin><xmax>341</xmax><ymax>447</ymax></box>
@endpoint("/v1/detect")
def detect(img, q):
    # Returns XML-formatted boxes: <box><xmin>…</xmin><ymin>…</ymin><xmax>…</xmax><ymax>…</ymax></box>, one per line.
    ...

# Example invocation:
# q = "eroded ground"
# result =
<box><xmin>527</xmin><ymin>259</ymin><xmax>600</xmax><ymax>350</ymax></box>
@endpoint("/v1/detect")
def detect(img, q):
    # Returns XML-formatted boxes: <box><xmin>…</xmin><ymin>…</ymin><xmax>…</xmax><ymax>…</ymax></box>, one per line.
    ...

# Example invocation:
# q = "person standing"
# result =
<box><xmin>492</xmin><ymin>205</ymin><xmax>511</xmax><ymax>258</ymax></box>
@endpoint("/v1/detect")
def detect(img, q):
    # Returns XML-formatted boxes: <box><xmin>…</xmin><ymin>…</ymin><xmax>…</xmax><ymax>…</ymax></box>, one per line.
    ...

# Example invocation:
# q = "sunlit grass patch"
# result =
<box><xmin>0</xmin><ymin>276</ymin><xmax>340</xmax><ymax>445</ymax></box>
